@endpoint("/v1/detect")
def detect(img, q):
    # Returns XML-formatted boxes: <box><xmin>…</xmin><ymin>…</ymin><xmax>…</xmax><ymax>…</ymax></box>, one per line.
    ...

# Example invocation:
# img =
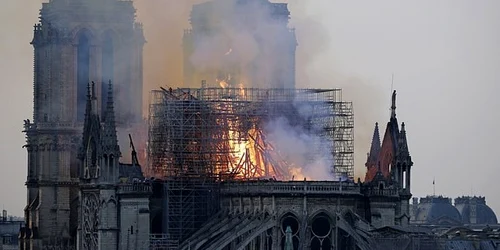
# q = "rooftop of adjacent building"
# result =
<box><xmin>411</xmin><ymin>195</ymin><xmax>498</xmax><ymax>226</ymax></box>
<box><xmin>0</xmin><ymin>210</ymin><xmax>23</xmax><ymax>247</ymax></box>
<box><xmin>0</xmin><ymin>210</ymin><xmax>23</xmax><ymax>224</ymax></box>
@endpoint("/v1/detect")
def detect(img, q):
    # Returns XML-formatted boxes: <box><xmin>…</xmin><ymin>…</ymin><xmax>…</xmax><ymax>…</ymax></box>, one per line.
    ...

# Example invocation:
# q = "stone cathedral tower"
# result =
<box><xmin>77</xmin><ymin>83</ymin><xmax>151</xmax><ymax>250</ymax></box>
<box><xmin>20</xmin><ymin>0</ymin><xmax>145</xmax><ymax>249</ymax></box>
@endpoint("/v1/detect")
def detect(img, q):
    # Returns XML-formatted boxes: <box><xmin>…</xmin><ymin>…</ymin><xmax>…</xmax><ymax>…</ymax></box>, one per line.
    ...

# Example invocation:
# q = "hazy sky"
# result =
<box><xmin>1</xmin><ymin>0</ymin><xmax>499</xmax><ymax>216</ymax></box>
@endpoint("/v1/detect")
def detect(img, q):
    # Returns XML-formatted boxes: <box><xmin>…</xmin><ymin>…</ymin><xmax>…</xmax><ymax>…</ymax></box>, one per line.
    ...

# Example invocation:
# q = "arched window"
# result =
<box><xmin>403</xmin><ymin>170</ymin><xmax>407</xmax><ymax>189</ymax></box>
<box><xmin>280</xmin><ymin>213</ymin><xmax>300</xmax><ymax>250</ymax></box>
<box><xmin>77</xmin><ymin>32</ymin><xmax>91</xmax><ymax>121</ymax></box>
<box><xmin>310</xmin><ymin>213</ymin><xmax>333</xmax><ymax>250</ymax></box>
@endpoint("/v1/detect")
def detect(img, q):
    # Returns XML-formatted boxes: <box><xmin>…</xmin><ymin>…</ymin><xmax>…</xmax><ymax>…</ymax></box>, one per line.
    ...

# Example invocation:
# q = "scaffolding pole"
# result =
<box><xmin>146</xmin><ymin>87</ymin><xmax>354</xmax><ymax>247</ymax></box>
<box><xmin>147</xmin><ymin>87</ymin><xmax>354</xmax><ymax>180</ymax></box>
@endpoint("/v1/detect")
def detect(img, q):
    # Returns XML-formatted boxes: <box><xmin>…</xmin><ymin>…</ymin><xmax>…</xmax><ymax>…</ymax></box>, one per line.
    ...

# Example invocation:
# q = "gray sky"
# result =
<box><xmin>1</xmin><ymin>0</ymin><xmax>499</xmax><ymax>216</ymax></box>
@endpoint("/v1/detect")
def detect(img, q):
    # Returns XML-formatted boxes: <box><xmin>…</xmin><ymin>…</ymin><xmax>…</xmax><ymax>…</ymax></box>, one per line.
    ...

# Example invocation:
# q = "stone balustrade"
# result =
<box><xmin>117</xmin><ymin>183</ymin><xmax>152</xmax><ymax>194</ymax></box>
<box><xmin>36</xmin><ymin>122</ymin><xmax>80</xmax><ymax>130</ymax></box>
<box><xmin>220</xmin><ymin>181</ymin><xmax>362</xmax><ymax>196</ymax></box>
<box><xmin>365</xmin><ymin>188</ymin><xmax>399</xmax><ymax>197</ymax></box>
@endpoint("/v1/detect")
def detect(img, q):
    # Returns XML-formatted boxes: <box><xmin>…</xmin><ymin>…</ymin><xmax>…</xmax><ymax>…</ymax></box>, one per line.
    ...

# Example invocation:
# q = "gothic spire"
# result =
<box><xmin>366</xmin><ymin>122</ymin><xmax>381</xmax><ymax>164</ymax></box>
<box><xmin>91</xmin><ymin>81</ymin><xmax>98</xmax><ymax>115</ymax></box>
<box><xmin>83</xmin><ymin>82</ymin><xmax>92</xmax><ymax>124</ymax></box>
<box><xmin>104</xmin><ymin>80</ymin><xmax>116</xmax><ymax>124</ymax></box>
<box><xmin>397</xmin><ymin>122</ymin><xmax>411</xmax><ymax>161</ymax></box>
<box><xmin>391</xmin><ymin>90</ymin><xmax>397</xmax><ymax>119</ymax></box>
<box><xmin>388</xmin><ymin>90</ymin><xmax>400</xmax><ymax>153</ymax></box>
<box><xmin>79</xmin><ymin>82</ymin><xmax>102</xmax><ymax>165</ymax></box>
<box><xmin>102</xmin><ymin>80</ymin><xmax>120</xmax><ymax>156</ymax></box>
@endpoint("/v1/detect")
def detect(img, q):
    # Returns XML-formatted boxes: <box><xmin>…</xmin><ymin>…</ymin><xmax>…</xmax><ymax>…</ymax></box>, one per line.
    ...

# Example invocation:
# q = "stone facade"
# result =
<box><xmin>76</xmin><ymin>83</ymin><xmax>151</xmax><ymax>250</ymax></box>
<box><xmin>179</xmin><ymin>179</ymin><xmax>410</xmax><ymax>250</ymax></box>
<box><xmin>175</xmin><ymin>90</ymin><xmax>415</xmax><ymax>250</ymax></box>
<box><xmin>20</xmin><ymin>1</ymin><xmax>147</xmax><ymax>249</ymax></box>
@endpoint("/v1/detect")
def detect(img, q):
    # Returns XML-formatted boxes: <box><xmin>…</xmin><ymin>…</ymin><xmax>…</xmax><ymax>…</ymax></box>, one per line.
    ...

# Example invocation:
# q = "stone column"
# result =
<box><xmin>273</xmin><ymin>226</ymin><xmax>280</xmax><ymax>249</ymax></box>
<box><xmin>406</xmin><ymin>166</ymin><xmax>411</xmax><ymax>191</ymax></box>
<box><xmin>260</xmin><ymin>232</ymin><xmax>265</xmax><ymax>250</ymax></box>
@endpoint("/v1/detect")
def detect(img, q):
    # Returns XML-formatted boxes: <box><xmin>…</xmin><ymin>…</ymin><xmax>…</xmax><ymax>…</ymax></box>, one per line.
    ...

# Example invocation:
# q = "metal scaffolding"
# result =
<box><xmin>147</xmin><ymin>87</ymin><xmax>354</xmax><ymax>180</ymax></box>
<box><xmin>164</xmin><ymin>177</ymin><xmax>218</xmax><ymax>245</ymax></box>
<box><xmin>146</xmin><ymin>86</ymin><xmax>354</xmax><ymax>248</ymax></box>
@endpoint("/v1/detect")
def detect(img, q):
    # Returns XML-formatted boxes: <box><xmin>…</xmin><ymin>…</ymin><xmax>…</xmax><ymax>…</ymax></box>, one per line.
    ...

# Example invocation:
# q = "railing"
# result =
<box><xmin>118</xmin><ymin>183</ymin><xmax>152</xmax><ymax>194</ymax></box>
<box><xmin>149</xmin><ymin>234</ymin><xmax>179</xmax><ymax>250</ymax></box>
<box><xmin>36</xmin><ymin>122</ymin><xmax>80</xmax><ymax>129</ymax></box>
<box><xmin>365</xmin><ymin>189</ymin><xmax>399</xmax><ymax>197</ymax></box>
<box><xmin>220</xmin><ymin>181</ymin><xmax>362</xmax><ymax>196</ymax></box>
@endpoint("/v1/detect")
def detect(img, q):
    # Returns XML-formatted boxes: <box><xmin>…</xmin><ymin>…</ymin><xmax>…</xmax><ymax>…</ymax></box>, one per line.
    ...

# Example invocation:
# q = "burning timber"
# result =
<box><xmin>147</xmin><ymin>86</ymin><xmax>354</xmax><ymax>181</ymax></box>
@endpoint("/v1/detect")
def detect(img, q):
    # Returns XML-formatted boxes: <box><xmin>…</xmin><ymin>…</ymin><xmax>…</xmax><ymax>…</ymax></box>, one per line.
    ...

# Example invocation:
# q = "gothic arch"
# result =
<box><xmin>72</xmin><ymin>27</ymin><xmax>95</xmax><ymax>45</ymax></box>
<box><xmin>107</xmin><ymin>196</ymin><xmax>117</xmax><ymax>205</ymax></box>
<box><xmin>309</xmin><ymin>211</ymin><xmax>334</xmax><ymax>250</ymax></box>
<box><xmin>308</xmin><ymin>209</ymin><xmax>334</xmax><ymax>225</ymax></box>
<box><xmin>100</xmin><ymin>29</ymin><xmax>121</xmax><ymax>46</ymax></box>
<box><xmin>279</xmin><ymin>211</ymin><xmax>300</xmax><ymax>234</ymax></box>
<box><xmin>279</xmin><ymin>210</ymin><xmax>300</xmax><ymax>221</ymax></box>
<box><xmin>100</xmin><ymin>199</ymin><xmax>107</xmax><ymax>208</ymax></box>
<box><xmin>280</xmin><ymin>212</ymin><xmax>300</xmax><ymax>250</ymax></box>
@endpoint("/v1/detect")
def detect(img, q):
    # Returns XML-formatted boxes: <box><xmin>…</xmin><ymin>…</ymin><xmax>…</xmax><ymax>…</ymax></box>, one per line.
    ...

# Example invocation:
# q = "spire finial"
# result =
<box><xmin>366</xmin><ymin>122</ymin><xmax>381</xmax><ymax>165</ymax></box>
<box><xmin>91</xmin><ymin>81</ymin><xmax>96</xmax><ymax>99</ymax></box>
<box><xmin>391</xmin><ymin>90</ymin><xmax>397</xmax><ymax>119</ymax></box>
<box><xmin>87</xmin><ymin>82</ymin><xmax>91</xmax><ymax>99</ymax></box>
<box><xmin>102</xmin><ymin>80</ymin><xmax>120</xmax><ymax>158</ymax></box>
<box><xmin>107</xmin><ymin>80</ymin><xmax>114</xmax><ymax>105</ymax></box>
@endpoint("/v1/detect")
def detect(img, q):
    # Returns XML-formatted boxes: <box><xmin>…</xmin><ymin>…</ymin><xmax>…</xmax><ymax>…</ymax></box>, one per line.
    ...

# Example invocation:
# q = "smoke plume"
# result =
<box><xmin>133</xmin><ymin>0</ymin><xmax>385</xmax><ymax>180</ymax></box>
<box><xmin>264</xmin><ymin>99</ymin><xmax>337</xmax><ymax>181</ymax></box>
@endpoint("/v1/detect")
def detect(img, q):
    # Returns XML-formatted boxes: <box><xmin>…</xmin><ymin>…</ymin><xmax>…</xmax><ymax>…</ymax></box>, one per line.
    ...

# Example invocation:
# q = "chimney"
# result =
<box><xmin>470</xmin><ymin>197</ymin><xmax>477</xmax><ymax>224</ymax></box>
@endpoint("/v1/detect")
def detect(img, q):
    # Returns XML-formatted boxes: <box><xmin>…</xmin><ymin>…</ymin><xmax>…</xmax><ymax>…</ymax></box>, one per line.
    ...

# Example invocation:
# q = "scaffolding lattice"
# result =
<box><xmin>146</xmin><ymin>87</ymin><xmax>354</xmax><ymax>247</ymax></box>
<box><xmin>163</xmin><ymin>177</ymin><xmax>218</xmax><ymax>245</ymax></box>
<box><xmin>147</xmin><ymin>87</ymin><xmax>354</xmax><ymax>180</ymax></box>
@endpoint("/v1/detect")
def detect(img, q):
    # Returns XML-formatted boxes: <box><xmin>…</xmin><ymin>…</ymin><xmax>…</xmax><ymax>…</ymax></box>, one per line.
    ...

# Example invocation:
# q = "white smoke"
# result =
<box><xmin>187</xmin><ymin>0</ymin><xmax>295</xmax><ymax>88</ymax></box>
<box><xmin>263</xmin><ymin>98</ymin><xmax>337</xmax><ymax>181</ymax></box>
<box><xmin>185</xmin><ymin>0</ymin><xmax>339</xmax><ymax>180</ymax></box>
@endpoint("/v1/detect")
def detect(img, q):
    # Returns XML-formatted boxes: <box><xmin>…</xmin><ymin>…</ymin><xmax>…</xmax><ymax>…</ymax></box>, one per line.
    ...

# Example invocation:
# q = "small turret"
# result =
<box><xmin>79</xmin><ymin>81</ymin><xmax>122</xmax><ymax>183</ymax></box>
<box><xmin>397</xmin><ymin>122</ymin><xmax>411</xmax><ymax>160</ymax></box>
<box><xmin>91</xmin><ymin>81</ymin><xmax>98</xmax><ymax>115</ymax></box>
<box><xmin>391</xmin><ymin>90</ymin><xmax>396</xmax><ymax>119</ymax></box>
<box><xmin>366</xmin><ymin>122</ymin><xmax>381</xmax><ymax>166</ymax></box>
<box><xmin>102</xmin><ymin>81</ymin><xmax>120</xmax><ymax>157</ymax></box>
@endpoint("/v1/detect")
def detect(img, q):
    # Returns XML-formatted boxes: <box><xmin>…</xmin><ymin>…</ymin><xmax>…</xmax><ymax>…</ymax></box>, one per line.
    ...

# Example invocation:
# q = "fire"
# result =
<box><xmin>225</xmin><ymin>122</ymin><xmax>288</xmax><ymax>179</ymax></box>
<box><xmin>217</xmin><ymin>74</ymin><xmax>231</xmax><ymax>88</ymax></box>
<box><xmin>147</xmin><ymin>86</ymin><xmax>328</xmax><ymax>181</ymax></box>
<box><xmin>212</xmin><ymin>75</ymin><xmax>294</xmax><ymax>180</ymax></box>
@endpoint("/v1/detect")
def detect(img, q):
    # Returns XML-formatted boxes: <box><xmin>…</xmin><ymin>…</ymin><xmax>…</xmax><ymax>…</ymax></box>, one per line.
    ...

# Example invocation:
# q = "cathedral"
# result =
<box><xmin>17</xmin><ymin>0</ymin><xmax>500</xmax><ymax>250</ymax></box>
<box><xmin>19</xmin><ymin>0</ymin><xmax>148</xmax><ymax>249</ymax></box>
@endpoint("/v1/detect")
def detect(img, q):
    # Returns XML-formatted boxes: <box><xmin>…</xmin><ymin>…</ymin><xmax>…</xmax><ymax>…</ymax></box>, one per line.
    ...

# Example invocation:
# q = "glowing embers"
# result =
<box><xmin>147</xmin><ymin>87</ymin><xmax>352</xmax><ymax>181</ymax></box>
<box><xmin>225</xmin><ymin>125</ymin><xmax>287</xmax><ymax>180</ymax></box>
